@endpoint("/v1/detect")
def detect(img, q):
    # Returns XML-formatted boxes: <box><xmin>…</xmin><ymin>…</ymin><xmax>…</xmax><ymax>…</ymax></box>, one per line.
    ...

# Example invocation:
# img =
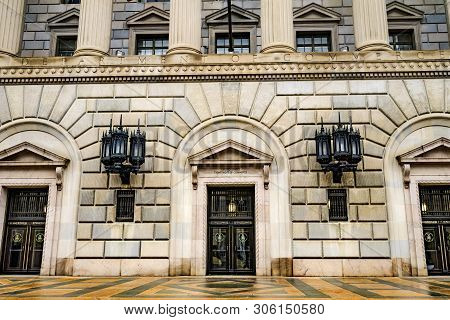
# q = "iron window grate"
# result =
<box><xmin>7</xmin><ymin>189</ymin><xmax>48</xmax><ymax>221</ymax></box>
<box><xmin>116</xmin><ymin>190</ymin><xmax>135</xmax><ymax>222</ymax></box>
<box><xmin>328</xmin><ymin>189</ymin><xmax>348</xmax><ymax>221</ymax></box>
<box><xmin>419</xmin><ymin>185</ymin><xmax>450</xmax><ymax>220</ymax></box>
<box><xmin>208</xmin><ymin>187</ymin><xmax>254</xmax><ymax>219</ymax></box>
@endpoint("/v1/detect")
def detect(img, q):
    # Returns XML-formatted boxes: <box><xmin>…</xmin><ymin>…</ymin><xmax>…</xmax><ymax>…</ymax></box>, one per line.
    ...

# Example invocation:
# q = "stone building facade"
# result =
<box><xmin>0</xmin><ymin>0</ymin><xmax>449</xmax><ymax>277</ymax></box>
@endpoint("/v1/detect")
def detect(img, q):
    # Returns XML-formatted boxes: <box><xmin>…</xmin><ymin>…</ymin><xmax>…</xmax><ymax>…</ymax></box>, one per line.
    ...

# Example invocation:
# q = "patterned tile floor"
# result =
<box><xmin>0</xmin><ymin>276</ymin><xmax>449</xmax><ymax>300</ymax></box>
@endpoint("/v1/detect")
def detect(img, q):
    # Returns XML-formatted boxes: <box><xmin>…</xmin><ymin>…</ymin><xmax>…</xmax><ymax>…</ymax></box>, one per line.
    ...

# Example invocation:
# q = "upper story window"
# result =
<box><xmin>296</xmin><ymin>32</ymin><xmax>331</xmax><ymax>53</ymax></box>
<box><xmin>62</xmin><ymin>0</ymin><xmax>80</xmax><ymax>4</ymax></box>
<box><xmin>56</xmin><ymin>36</ymin><xmax>77</xmax><ymax>56</ymax></box>
<box><xmin>215</xmin><ymin>33</ymin><xmax>250</xmax><ymax>54</ymax></box>
<box><xmin>137</xmin><ymin>34</ymin><xmax>168</xmax><ymax>55</ymax></box>
<box><xmin>293</xmin><ymin>4</ymin><xmax>341</xmax><ymax>52</ymax></box>
<box><xmin>126</xmin><ymin>6</ymin><xmax>170</xmax><ymax>55</ymax></box>
<box><xmin>386</xmin><ymin>2</ymin><xmax>423</xmax><ymax>51</ymax></box>
<box><xmin>205</xmin><ymin>5</ymin><xmax>259</xmax><ymax>54</ymax></box>
<box><xmin>389</xmin><ymin>30</ymin><xmax>415</xmax><ymax>51</ymax></box>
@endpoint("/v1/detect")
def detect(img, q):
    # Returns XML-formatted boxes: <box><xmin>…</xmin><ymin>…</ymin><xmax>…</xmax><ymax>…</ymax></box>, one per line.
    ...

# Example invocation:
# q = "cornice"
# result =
<box><xmin>0</xmin><ymin>50</ymin><xmax>449</xmax><ymax>84</ymax></box>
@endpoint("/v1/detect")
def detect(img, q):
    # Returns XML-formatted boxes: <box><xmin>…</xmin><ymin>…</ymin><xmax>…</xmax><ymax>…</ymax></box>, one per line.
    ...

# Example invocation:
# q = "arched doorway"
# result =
<box><xmin>169</xmin><ymin>117</ymin><xmax>291</xmax><ymax>276</ymax></box>
<box><xmin>0</xmin><ymin>120</ymin><xmax>82</xmax><ymax>275</ymax></box>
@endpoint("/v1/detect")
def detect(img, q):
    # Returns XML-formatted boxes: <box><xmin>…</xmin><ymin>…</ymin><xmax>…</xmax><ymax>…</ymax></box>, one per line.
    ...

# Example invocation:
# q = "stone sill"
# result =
<box><xmin>0</xmin><ymin>50</ymin><xmax>449</xmax><ymax>84</ymax></box>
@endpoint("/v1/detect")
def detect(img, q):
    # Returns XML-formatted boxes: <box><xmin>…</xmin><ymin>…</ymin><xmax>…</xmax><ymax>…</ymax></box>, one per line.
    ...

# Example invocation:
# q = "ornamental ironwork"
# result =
<box><xmin>315</xmin><ymin>114</ymin><xmax>362</xmax><ymax>183</ymax></box>
<box><xmin>101</xmin><ymin>116</ymin><xmax>146</xmax><ymax>184</ymax></box>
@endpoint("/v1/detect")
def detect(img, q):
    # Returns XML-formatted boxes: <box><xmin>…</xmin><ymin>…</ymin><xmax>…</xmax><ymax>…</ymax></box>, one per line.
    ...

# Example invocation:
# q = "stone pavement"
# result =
<box><xmin>0</xmin><ymin>276</ymin><xmax>449</xmax><ymax>300</ymax></box>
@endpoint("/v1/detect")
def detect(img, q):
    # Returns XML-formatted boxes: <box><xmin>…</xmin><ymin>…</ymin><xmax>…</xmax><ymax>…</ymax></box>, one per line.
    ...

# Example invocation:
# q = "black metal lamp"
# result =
<box><xmin>315</xmin><ymin>119</ymin><xmax>332</xmax><ymax>165</ymax></box>
<box><xmin>129</xmin><ymin>120</ymin><xmax>146</xmax><ymax>172</ymax></box>
<box><xmin>101</xmin><ymin>116</ymin><xmax>146</xmax><ymax>185</ymax></box>
<box><xmin>314</xmin><ymin>114</ymin><xmax>363</xmax><ymax>183</ymax></box>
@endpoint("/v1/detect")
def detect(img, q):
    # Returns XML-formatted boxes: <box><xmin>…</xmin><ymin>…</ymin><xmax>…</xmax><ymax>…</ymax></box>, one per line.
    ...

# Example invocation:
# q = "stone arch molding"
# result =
<box><xmin>384</xmin><ymin>114</ymin><xmax>450</xmax><ymax>276</ymax></box>
<box><xmin>0</xmin><ymin>119</ymin><xmax>82</xmax><ymax>276</ymax></box>
<box><xmin>169</xmin><ymin>116</ymin><xmax>292</xmax><ymax>276</ymax></box>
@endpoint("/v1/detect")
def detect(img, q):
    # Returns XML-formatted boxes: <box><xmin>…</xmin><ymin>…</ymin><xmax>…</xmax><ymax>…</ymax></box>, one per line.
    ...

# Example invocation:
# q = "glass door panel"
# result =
<box><xmin>3</xmin><ymin>227</ymin><xmax>27</xmax><ymax>272</ymax></box>
<box><xmin>28</xmin><ymin>226</ymin><xmax>45</xmax><ymax>272</ymax></box>
<box><xmin>233</xmin><ymin>227</ymin><xmax>253</xmax><ymax>272</ymax></box>
<box><xmin>209</xmin><ymin>227</ymin><xmax>229</xmax><ymax>272</ymax></box>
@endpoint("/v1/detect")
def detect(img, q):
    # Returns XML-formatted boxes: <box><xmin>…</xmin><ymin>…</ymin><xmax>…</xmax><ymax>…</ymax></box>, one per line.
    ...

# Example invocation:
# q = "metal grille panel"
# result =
<box><xmin>7</xmin><ymin>189</ymin><xmax>48</xmax><ymax>221</ymax></box>
<box><xmin>116</xmin><ymin>190</ymin><xmax>135</xmax><ymax>222</ymax></box>
<box><xmin>419</xmin><ymin>185</ymin><xmax>450</xmax><ymax>220</ymax></box>
<box><xmin>328</xmin><ymin>189</ymin><xmax>348</xmax><ymax>221</ymax></box>
<box><xmin>208</xmin><ymin>187</ymin><xmax>254</xmax><ymax>219</ymax></box>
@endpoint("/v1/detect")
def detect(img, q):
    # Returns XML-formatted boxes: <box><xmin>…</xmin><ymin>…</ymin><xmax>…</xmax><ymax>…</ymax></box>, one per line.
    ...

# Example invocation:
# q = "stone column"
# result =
<box><xmin>167</xmin><ymin>0</ymin><xmax>202</xmax><ymax>55</ymax></box>
<box><xmin>0</xmin><ymin>0</ymin><xmax>25</xmax><ymax>56</ymax></box>
<box><xmin>446</xmin><ymin>0</ymin><xmax>450</xmax><ymax>45</ymax></box>
<box><xmin>260</xmin><ymin>0</ymin><xmax>295</xmax><ymax>53</ymax></box>
<box><xmin>352</xmin><ymin>0</ymin><xmax>392</xmax><ymax>51</ymax></box>
<box><xmin>75</xmin><ymin>0</ymin><xmax>113</xmax><ymax>56</ymax></box>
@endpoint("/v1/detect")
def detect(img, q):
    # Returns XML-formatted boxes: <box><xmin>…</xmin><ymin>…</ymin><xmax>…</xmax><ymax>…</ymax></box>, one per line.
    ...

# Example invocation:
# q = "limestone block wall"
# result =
<box><xmin>21</xmin><ymin>0</ymin><xmax>450</xmax><ymax>57</ymax></box>
<box><xmin>0</xmin><ymin>78</ymin><xmax>449</xmax><ymax>276</ymax></box>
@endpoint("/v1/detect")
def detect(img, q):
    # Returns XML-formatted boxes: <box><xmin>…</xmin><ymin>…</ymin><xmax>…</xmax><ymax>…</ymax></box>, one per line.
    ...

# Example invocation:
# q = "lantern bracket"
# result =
<box><xmin>320</xmin><ymin>161</ymin><xmax>358</xmax><ymax>184</ymax></box>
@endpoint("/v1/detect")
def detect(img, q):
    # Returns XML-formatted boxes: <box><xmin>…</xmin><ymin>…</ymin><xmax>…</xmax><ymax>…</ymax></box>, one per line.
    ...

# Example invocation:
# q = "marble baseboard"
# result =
<box><xmin>293</xmin><ymin>259</ymin><xmax>393</xmax><ymax>277</ymax></box>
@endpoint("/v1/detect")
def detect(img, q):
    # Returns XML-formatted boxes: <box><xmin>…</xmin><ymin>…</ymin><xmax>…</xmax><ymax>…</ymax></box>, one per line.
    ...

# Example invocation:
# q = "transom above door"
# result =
<box><xmin>207</xmin><ymin>187</ymin><xmax>256</xmax><ymax>275</ymax></box>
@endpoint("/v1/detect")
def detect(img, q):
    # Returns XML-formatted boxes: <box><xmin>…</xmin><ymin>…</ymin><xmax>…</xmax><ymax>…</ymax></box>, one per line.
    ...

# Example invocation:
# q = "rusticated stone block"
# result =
<box><xmin>373</xmin><ymin>223</ymin><xmax>389</xmax><ymax>240</ymax></box>
<box><xmin>154</xmin><ymin>223</ymin><xmax>170</xmax><ymax>240</ymax></box>
<box><xmin>77</xmin><ymin>224</ymin><xmax>92</xmax><ymax>240</ymax></box>
<box><xmin>340</xmin><ymin>223</ymin><xmax>372</xmax><ymax>240</ymax></box>
<box><xmin>360</xmin><ymin>240</ymin><xmax>390</xmax><ymax>258</ymax></box>
<box><xmin>104</xmin><ymin>241</ymin><xmax>140</xmax><ymax>258</ymax></box>
<box><xmin>292</xmin><ymin>205</ymin><xmax>321</xmax><ymax>222</ymax></box>
<box><xmin>292</xmin><ymin>223</ymin><xmax>308</xmax><ymax>239</ymax></box>
<box><xmin>357</xmin><ymin>205</ymin><xmax>387</xmax><ymax>221</ymax></box>
<box><xmin>293</xmin><ymin>241</ymin><xmax>322</xmax><ymax>257</ymax></box>
<box><xmin>75</xmin><ymin>241</ymin><xmax>104</xmax><ymax>258</ymax></box>
<box><xmin>348</xmin><ymin>188</ymin><xmax>370</xmax><ymax>204</ymax></box>
<box><xmin>92</xmin><ymin>224</ymin><xmax>123</xmax><ymax>240</ymax></box>
<box><xmin>124</xmin><ymin>223</ymin><xmax>154</xmax><ymax>240</ymax></box>
<box><xmin>94</xmin><ymin>190</ymin><xmax>115</xmax><ymax>206</ymax></box>
<box><xmin>142</xmin><ymin>206</ymin><xmax>170</xmax><ymax>222</ymax></box>
<box><xmin>141</xmin><ymin>241</ymin><xmax>169</xmax><ymax>258</ymax></box>
<box><xmin>308</xmin><ymin>223</ymin><xmax>340</xmax><ymax>239</ymax></box>
<box><xmin>78</xmin><ymin>206</ymin><xmax>107</xmax><ymax>222</ymax></box>
<box><xmin>323</xmin><ymin>240</ymin><xmax>359</xmax><ymax>257</ymax></box>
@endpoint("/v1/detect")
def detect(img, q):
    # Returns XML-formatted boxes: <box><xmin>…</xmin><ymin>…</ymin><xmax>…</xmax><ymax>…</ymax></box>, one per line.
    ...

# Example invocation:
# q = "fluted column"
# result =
<box><xmin>446</xmin><ymin>0</ymin><xmax>450</xmax><ymax>45</ymax></box>
<box><xmin>167</xmin><ymin>0</ymin><xmax>202</xmax><ymax>55</ymax></box>
<box><xmin>353</xmin><ymin>0</ymin><xmax>392</xmax><ymax>51</ymax></box>
<box><xmin>261</xmin><ymin>0</ymin><xmax>295</xmax><ymax>53</ymax></box>
<box><xmin>0</xmin><ymin>0</ymin><xmax>25</xmax><ymax>56</ymax></box>
<box><xmin>75</xmin><ymin>0</ymin><xmax>113</xmax><ymax>56</ymax></box>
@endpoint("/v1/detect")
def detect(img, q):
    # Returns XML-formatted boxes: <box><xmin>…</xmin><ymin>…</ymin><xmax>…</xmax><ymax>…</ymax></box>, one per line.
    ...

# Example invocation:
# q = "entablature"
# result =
<box><xmin>0</xmin><ymin>50</ymin><xmax>449</xmax><ymax>84</ymax></box>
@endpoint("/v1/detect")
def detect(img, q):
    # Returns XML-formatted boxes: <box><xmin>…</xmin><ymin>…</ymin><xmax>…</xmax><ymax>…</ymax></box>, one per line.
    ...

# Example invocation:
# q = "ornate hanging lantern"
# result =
<box><xmin>314</xmin><ymin>113</ymin><xmax>363</xmax><ymax>183</ymax></box>
<box><xmin>100</xmin><ymin>117</ymin><xmax>146</xmax><ymax>185</ymax></box>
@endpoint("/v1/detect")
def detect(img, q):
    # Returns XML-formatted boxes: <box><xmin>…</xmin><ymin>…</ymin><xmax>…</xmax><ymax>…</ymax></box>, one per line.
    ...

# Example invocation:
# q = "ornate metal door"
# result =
<box><xmin>1</xmin><ymin>189</ymin><xmax>48</xmax><ymax>274</ymax></box>
<box><xmin>207</xmin><ymin>187</ymin><xmax>255</xmax><ymax>275</ymax></box>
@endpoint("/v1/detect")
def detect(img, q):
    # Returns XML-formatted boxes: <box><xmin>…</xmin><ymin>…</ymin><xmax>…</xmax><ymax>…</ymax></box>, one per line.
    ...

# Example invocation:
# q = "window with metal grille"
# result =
<box><xmin>296</xmin><ymin>32</ymin><xmax>332</xmax><ymax>53</ymax></box>
<box><xmin>208</xmin><ymin>187</ymin><xmax>254</xmax><ymax>219</ymax></box>
<box><xmin>116</xmin><ymin>190</ymin><xmax>135</xmax><ymax>222</ymax></box>
<box><xmin>215</xmin><ymin>33</ymin><xmax>251</xmax><ymax>54</ymax></box>
<box><xmin>419</xmin><ymin>185</ymin><xmax>450</xmax><ymax>220</ymax></box>
<box><xmin>56</xmin><ymin>36</ymin><xmax>77</xmax><ymax>56</ymax></box>
<box><xmin>389</xmin><ymin>30</ymin><xmax>415</xmax><ymax>51</ymax></box>
<box><xmin>7</xmin><ymin>189</ymin><xmax>48</xmax><ymax>221</ymax></box>
<box><xmin>328</xmin><ymin>189</ymin><xmax>348</xmax><ymax>221</ymax></box>
<box><xmin>136</xmin><ymin>34</ymin><xmax>169</xmax><ymax>55</ymax></box>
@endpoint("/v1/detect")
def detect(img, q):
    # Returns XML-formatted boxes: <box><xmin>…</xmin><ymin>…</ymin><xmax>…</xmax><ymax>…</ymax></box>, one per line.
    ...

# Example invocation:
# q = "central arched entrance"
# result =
<box><xmin>169</xmin><ymin>117</ymin><xmax>291</xmax><ymax>276</ymax></box>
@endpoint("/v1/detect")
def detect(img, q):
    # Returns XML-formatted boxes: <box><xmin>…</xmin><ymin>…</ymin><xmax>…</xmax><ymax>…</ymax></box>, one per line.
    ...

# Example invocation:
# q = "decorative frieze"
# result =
<box><xmin>0</xmin><ymin>51</ymin><xmax>449</xmax><ymax>84</ymax></box>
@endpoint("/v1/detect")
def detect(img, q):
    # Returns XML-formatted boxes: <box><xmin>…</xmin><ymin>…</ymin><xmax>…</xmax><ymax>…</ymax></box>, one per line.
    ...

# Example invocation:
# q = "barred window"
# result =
<box><xmin>62</xmin><ymin>0</ymin><xmax>80</xmax><ymax>4</ymax></box>
<box><xmin>328</xmin><ymin>189</ymin><xmax>348</xmax><ymax>221</ymax></box>
<box><xmin>116</xmin><ymin>190</ymin><xmax>135</xmax><ymax>222</ymax></box>
<box><xmin>419</xmin><ymin>185</ymin><xmax>450</xmax><ymax>220</ymax></box>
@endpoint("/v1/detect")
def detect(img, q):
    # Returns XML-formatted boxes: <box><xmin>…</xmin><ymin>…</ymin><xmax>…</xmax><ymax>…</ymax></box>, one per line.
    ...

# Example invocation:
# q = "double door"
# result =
<box><xmin>1</xmin><ymin>189</ymin><xmax>48</xmax><ymax>274</ymax></box>
<box><xmin>423</xmin><ymin>224</ymin><xmax>450</xmax><ymax>275</ymax></box>
<box><xmin>208</xmin><ymin>222</ymin><xmax>255</xmax><ymax>275</ymax></box>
